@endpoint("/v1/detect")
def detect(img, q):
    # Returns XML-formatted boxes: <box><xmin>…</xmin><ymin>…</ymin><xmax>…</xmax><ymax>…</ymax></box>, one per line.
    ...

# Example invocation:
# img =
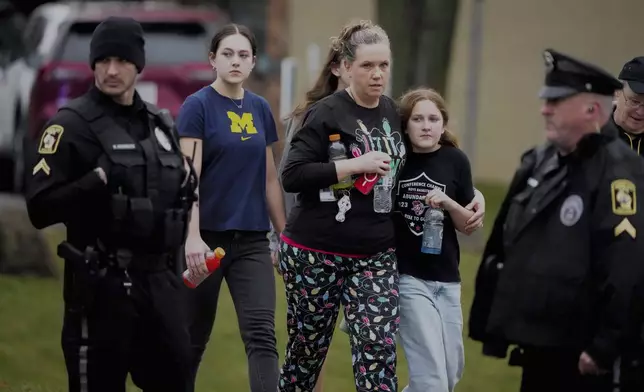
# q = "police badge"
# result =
<box><xmin>154</xmin><ymin>127</ymin><xmax>172</xmax><ymax>152</ymax></box>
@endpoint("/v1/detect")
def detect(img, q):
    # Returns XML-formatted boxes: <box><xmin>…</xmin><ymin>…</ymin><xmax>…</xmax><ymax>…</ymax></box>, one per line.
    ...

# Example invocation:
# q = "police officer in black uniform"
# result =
<box><xmin>600</xmin><ymin>56</ymin><xmax>644</xmax><ymax>392</ymax></box>
<box><xmin>24</xmin><ymin>17</ymin><xmax>197</xmax><ymax>392</ymax></box>
<box><xmin>602</xmin><ymin>57</ymin><xmax>644</xmax><ymax>157</ymax></box>
<box><xmin>468</xmin><ymin>49</ymin><xmax>644</xmax><ymax>392</ymax></box>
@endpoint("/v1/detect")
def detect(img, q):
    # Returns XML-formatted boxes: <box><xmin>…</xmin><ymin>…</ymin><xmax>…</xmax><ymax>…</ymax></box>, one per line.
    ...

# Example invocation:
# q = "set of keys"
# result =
<box><xmin>335</xmin><ymin>192</ymin><xmax>352</xmax><ymax>223</ymax></box>
<box><xmin>320</xmin><ymin>186</ymin><xmax>353</xmax><ymax>223</ymax></box>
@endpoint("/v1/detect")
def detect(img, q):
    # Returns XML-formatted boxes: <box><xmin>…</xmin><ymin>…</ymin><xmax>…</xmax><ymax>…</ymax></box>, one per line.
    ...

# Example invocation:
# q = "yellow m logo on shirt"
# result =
<box><xmin>228</xmin><ymin>112</ymin><xmax>258</xmax><ymax>135</ymax></box>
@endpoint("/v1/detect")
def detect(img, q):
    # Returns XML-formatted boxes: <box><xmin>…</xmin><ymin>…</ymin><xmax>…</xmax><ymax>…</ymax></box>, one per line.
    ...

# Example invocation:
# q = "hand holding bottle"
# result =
<box><xmin>353</xmin><ymin>151</ymin><xmax>391</xmax><ymax>175</ymax></box>
<box><xmin>425</xmin><ymin>188</ymin><xmax>456</xmax><ymax>210</ymax></box>
<box><xmin>185</xmin><ymin>234</ymin><xmax>211</xmax><ymax>277</ymax></box>
<box><xmin>349</xmin><ymin>151</ymin><xmax>390</xmax><ymax>195</ymax></box>
<box><xmin>183</xmin><ymin>247</ymin><xmax>226</xmax><ymax>288</ymax></box>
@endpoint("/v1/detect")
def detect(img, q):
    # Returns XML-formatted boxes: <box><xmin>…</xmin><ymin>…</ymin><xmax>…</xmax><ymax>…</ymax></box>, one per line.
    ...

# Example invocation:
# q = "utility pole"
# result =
<box><xmin>266</xmin><ymin>0</ymin><xmax>289</xmax><ymax>162</ymax></box>
<box><xmin>464</xmin><ymin>0</ymin><xmax>484</xmax><ymax>168</ymax></box>
<box><xmin>460</xmin><ymin>0</ymin><xmax>486</xmax><ymax>249</ymax></box>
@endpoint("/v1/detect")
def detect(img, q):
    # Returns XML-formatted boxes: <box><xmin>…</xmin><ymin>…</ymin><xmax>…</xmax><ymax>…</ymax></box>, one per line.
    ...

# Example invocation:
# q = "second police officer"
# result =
<box><xmin>24</xmin><ymin>17</ymin><xmax>196</xmax><ymax>392</ymax></box>
<box><xmin>469</xmin><ymin>49</ymin><xmax>644</xmax><ymax>392</ymax></box>
<box><xmin>600</xmin><ymin>55</ymin><xmax>644</xmax><ymax>391</ymax></box>
<box><xmin>602</xmin><ymin>56</ymin><xmax>644</xmax><ymax>157</ymax></box>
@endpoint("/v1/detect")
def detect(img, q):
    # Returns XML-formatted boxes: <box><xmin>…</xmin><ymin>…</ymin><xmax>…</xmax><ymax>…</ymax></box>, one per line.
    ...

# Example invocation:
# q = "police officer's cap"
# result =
<box><xmin>539</xmin><ymin>48</ymin><xmax>622</xmax><ymax>100</ymax></box>
<box><xmin>618</xmin><ymin>56</ymin><xmax>644</xmax><ymax>95</ymax></box>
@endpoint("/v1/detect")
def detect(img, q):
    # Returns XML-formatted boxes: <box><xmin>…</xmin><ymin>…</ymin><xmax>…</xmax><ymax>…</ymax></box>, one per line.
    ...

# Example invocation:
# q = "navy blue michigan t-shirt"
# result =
<box><xmin>176</xmin><ymin>86</ymin><xmax>278</xmax><ymax>232</ymax></box>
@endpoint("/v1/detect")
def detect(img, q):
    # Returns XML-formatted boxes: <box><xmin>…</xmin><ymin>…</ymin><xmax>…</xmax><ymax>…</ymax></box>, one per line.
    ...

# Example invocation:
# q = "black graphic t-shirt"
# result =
<box><xmin>282</xmin><ymin>90</ymin><xmax>406</xmax><ymax>255</ymax></box>
<box><xmin>394</xmin><ymin>147</ymin><xmax>474</xmax><ymax>282</ymax></box>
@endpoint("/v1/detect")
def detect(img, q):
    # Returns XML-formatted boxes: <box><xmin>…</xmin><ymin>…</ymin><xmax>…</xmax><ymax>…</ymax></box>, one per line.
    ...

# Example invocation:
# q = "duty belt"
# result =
<box><xmin>58</xmin><ymin>241</ymin><xmax>177</xmax><ymax>307</ymax></box>
<box><xmin>98</xmin><ymin>247</ymin><xmax>175</xmax><ymax>272</ymax></box>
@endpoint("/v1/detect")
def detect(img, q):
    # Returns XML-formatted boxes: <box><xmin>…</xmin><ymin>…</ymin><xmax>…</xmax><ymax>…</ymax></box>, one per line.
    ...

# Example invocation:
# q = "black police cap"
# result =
<box><xmin>539</xmin><ymin>48</ymin><xmax>623</xmax><ymax>100</ymax></box>
<box><xmin>618</xmin><ymin>57</ymin><xmax>644</xmax><ymax>95</ymax></box>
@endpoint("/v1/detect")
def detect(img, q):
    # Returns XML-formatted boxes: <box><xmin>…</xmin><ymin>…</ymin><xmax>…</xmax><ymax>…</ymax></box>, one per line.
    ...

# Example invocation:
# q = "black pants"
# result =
<box><xmin>186</xmin><ymin>230</ymin><xmax>278</xmax><ymax>392</ymax></box>
<box><xmin>62</xmin><ymin>266</ymin><xmax>191</xmax><ymax>392</ymax></box>
<box><xmin>620</xmin><ymin>350</ymin><xmax>644</xmax><ymax>392</ymax></box>
<box><xmin>518</xmin><ymin>347</ymin><xmax>613</xmax><ymax>392</ymax></box>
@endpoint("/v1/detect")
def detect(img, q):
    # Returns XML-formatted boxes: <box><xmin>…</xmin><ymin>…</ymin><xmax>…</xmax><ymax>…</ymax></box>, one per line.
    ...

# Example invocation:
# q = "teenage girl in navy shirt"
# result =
<box><xmin>176</xmin><ymin>24</ymin><xmax>286</xmax><ymax>392</ymax></box>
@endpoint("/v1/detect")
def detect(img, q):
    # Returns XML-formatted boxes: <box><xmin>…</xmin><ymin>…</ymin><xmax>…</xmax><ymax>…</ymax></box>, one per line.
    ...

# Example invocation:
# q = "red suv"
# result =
<box><xmin>26</xmin><ymin>2</ymin><xmax>223</xmax><ymax>140</ymax></box>
<box><xmin>16</xmin><ymin>2</ymin><xmax>224</xmax><ymax>191</ymax></box>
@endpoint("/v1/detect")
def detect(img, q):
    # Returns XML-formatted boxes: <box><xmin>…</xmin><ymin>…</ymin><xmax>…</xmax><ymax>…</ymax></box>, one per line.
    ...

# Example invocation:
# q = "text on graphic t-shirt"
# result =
<box><xmin>394</xmin><ymin>147</ymin><xmax>474</xmax><ymax>282</ymax></box>
<box><xmin>282</xmin><ymin>90</ymin><xmax>407</xmax><ymax>255</ymax></box>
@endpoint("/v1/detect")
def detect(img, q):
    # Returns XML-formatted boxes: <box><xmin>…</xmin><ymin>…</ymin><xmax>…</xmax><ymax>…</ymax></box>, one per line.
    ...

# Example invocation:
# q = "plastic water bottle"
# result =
<box><xmin>329</xmin><ymin>134</ymin><xmax>353</xmax><ymax>190</ymax></box>
<box><xmin>421</xmin><ymin>208</ymin><xmax>444</xmax><ymax>254</ymax></box>
<box><xmin>183</xmin><ymin>247</ymin><xmax>226</xmax><ymax>288</ymax></box>
<box><xmin>373</xmin><ymin>172</ymin><xmax>393</xmax><ymax>213</ymax></box>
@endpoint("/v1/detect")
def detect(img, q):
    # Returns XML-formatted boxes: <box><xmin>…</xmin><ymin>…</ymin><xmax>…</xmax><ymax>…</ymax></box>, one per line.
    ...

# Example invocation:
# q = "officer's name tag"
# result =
<box><xmin>112</xmin><ymin>144</ymin><xmax>136</xmax><ymax>150</ymax></box>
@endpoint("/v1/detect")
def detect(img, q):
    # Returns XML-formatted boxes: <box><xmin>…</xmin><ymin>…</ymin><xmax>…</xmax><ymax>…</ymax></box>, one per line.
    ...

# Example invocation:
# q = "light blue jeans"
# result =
<box><xmin>399</xmin><ymin>274</ymin><xmax>465</xmax><ymax>392</ymax></box>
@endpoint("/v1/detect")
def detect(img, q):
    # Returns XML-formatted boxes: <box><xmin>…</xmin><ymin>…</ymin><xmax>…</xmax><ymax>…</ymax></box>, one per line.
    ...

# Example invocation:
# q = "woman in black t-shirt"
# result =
<box><xmin>278</xmin><ymin>20</ymin><xmax>405</xmax><ymax>392</ymax></box>
<box><xmin>273</xmin><ymin>34</ymin><xmax>351</xmax><ymax>392</ymax></box>
<box><xmin>394</xmin><ymin>88</ymin><xmax>475</xmax><ymax>392</ymax></box>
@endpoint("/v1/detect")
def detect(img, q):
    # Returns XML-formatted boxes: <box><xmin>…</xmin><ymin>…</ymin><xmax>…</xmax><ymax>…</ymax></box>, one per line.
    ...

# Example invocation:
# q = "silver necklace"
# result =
<box><xmin>229</xmin><ymin>96</ymin><xmax>243</xmax><ymax>109</ymax></box>
<box><xmin>211</xmin><ymin>83</ymin><xmax>243</xmax><ymax>109</ymax></box>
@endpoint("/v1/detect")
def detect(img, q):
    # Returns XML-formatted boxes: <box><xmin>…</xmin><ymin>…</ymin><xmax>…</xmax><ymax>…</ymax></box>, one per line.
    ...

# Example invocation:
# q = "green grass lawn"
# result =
<box><xmin>0</xmin><ymin>182</ymin><xmax>520</xmax><ymax>391</ymax></box>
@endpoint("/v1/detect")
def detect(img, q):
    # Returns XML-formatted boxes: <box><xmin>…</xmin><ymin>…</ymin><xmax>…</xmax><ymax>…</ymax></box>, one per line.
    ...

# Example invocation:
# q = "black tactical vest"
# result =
<box><xmin>62</xmin><ymin>96</ymin><xmax>190</xmax><ymax>253</ymax></box>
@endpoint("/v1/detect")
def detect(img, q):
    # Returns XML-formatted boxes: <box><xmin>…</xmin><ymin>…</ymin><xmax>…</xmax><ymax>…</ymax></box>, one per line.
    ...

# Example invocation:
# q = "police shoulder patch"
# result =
<box><xmin>611</xmin><ymin>179</ymin><xmax>636</xmax><ymax>216</ymax></box>
<box><xmin>38</xmin><ymin>125</ymin><xmax>64</xmax><ymax>154</ymax></box>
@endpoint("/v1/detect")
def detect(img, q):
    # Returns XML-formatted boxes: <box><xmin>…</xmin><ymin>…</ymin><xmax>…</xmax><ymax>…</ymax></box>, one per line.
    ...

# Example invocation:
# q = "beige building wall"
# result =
<box><xmin>447</xmin><ymin>0</ymin><xmax>644</xmax><ymax>183</ymax></box>
<box><xmin>286</xmin><ymin>0</ymin><xmax>375</xmax><ymax>111</ymax></box>
<box><xmin>287</xmin><ymin>0</ymin><xmax>644</xmax><ymax>184</ymax></box>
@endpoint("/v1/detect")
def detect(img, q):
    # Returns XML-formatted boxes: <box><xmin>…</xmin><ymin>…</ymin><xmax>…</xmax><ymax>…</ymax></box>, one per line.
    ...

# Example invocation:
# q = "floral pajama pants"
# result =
<box><xmin>277</xmin><ymin>241</ymin><xmax>400</xmax><ymax>392</ymax></box>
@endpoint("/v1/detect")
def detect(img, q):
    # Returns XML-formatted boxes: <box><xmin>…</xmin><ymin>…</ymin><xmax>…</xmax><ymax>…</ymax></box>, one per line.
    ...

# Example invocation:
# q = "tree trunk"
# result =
<box><xmin>377</xmin><ymin>0</ymin><xmax>410</xmax><ymax>98</ymax></box>
<box><xmin>377</xmin><ymin>0</ymin><xmax>460</xmax><ymax>96</ymax></box>
<box><xmin>405</xmin><ymin>0</ymin><xmax>426</xmax><ymax>89</ymax></box>
<box><xmin>421</xmin><ymin>0</ymin><xmax>460</xmax><ymax>95</ymax></box>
